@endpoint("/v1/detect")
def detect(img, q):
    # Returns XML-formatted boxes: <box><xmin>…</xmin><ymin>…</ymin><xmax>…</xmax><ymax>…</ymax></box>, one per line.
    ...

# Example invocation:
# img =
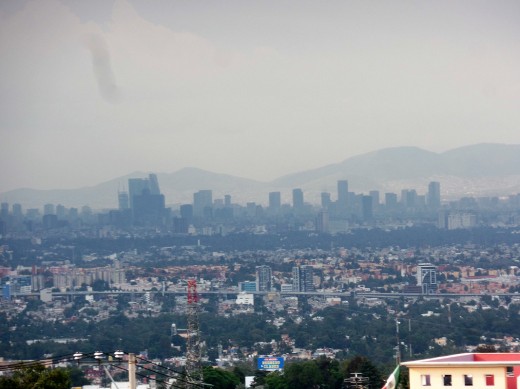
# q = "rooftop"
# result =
<box><xmin>403</xmin><ymin>353</ymin><xmax>520</xmax><ymax>367</ymax></box>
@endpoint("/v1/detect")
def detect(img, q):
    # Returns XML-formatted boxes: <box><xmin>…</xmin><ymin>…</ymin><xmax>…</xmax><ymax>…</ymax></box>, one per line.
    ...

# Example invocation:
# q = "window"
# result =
<box><xmin>485</xmin><ymin>374</ymin><xmax>494</xmax><ymax>386</ymax></box>
<box><xmin>507</xmin><ymin>367</ymin><xmax>514</xmax><ymax>377</ymax></box>
<box><xmin>464</xmin><ymin>375</ymin><xmax>473</xmax><ymax>386</ymax></box>
<box><xmin>421</xmin><ymin>375</ymin><xmax>431</xmax><ymax>386</ymax></box>
<box><xmin>443</xmin><ymin>375</ymin><xmax>452</xmax><ymax>386</ymax></box>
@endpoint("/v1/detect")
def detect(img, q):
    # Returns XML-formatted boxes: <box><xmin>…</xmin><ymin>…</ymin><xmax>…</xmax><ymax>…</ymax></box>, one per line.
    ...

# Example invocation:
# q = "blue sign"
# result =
<box><xmin>257</xmin><ymin>357</ymin><xmax>284</xmax><ymax>371</ymax></box>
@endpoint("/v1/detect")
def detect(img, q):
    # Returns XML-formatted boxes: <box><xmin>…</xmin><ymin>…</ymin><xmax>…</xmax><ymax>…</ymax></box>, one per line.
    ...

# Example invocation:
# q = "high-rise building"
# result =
<box><xmin>118</xmin><ymin>191</ymin><xmax>129</xmax><ymax>210</ymax></box>
<box><xmin>337</xmin><ymin>180</ymin><xmax>349</xmax><ymax>210</ymax></box>
<box><xmin>224</xmin><ymin>195</ymin><xmax>231</xmax><ymax>207</ymax></box>
<box><xmin>128</xmin><ymin>178</ymin><xmax>150</xmax><ymax>209</ymax></box>
<box><xmin>362</xmin><ymin>195</ymin><xmax>373</xmax><ymax>222</ymax></box>
<box><xmin>12</xmin><ymin>204</ymin><xmax>22</xmax><ymax>222</ymax></box>
<box><xmin>269</xmin><ymin>192</ymin><xmax>281</xmax><ymax>211</ymax></box>
<box><xmin>0</xmin><ymin>203</ymin><xmax>8</xmax><ymax>221</ymax></box>
<box><xmin>256</xmin><ymin>265</ymin><xmax>272</xmax><ymax>292</ymax></box>
<box><xmin>133</xmin><ymin>191</ymin><xmax>166</xmax><ymax>226</ymax></box>
<box><xmin>316</xmin><ymin>210</ymin><xmax>329</xmax><ymax>233</ymax></box>
<box><xmin>385</xmin><ymin>193</ymin><xmax>398</xmax><ymax>210</ymax></box>
<box><xmin>292</xmin><ymin>188</ymin><xmax>304</xmax><ymax>210</ymax></box>
<box><xmin>416</xmin><ymin>263</ymin><xmax>437</xmax><ymax>294</ymax></box>
<box><xmin>246</xmin><ymin>202</ymin><xmax>257</xmax><ymax>217</ymax></box>
<box><xmin>148</xmin><ymin>173</ymin><xmax>160</xmax><ymax>195</ymax></box>
<box><xmin>128</xmin><ymin>174</ymin><xmax>166</xmax><ymax>226</ymax></box>
<box><xmin>427</xmin><ymin>181</ymin><xmax>441</xmax><ymax>210</ymax></box>
<box><xmin>56</xmin><ymin>204</ymin><xmax>66</xmax><ymax>220</ymax></box>
<box><xmin>369</xmin><ymin>190</ymin><xmax>380</xmax><ymax>210</ymax></box>
<box><xmin>446</xmin><ymin>212</ymin><xmax>477</xmax><ymax>230</ymax></box>
<box><xmin>321</xmin><ymin>192</ymin><xmax>331</xmax><ymax>209</ymax></box>
<box><xmin>401</xmin><ymin>189</ymin><xmax>418</xmax><ymax>208</ymax></box>
<box><xmin>193</xmin><ymin>190</ymin><xmax>213</xmax><ymax>218</ymax></box>
<box><xmin>180</xmin><ymin>204</ymin><xmax>194</xmax><ymax>220</ymax></box>
<box><xmin>43</xmin><ymin>204</ymin><xmax>55</xmax><ymax>216</ymax></box>
<box><xmin>292</xmin><ymin>265</ymin><xmax>314</xmax><ymax>292</ymax></box>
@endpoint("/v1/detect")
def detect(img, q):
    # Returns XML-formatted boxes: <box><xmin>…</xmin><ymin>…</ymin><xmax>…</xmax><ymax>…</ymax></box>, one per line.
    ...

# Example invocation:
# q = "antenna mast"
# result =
<box><xmin>185</xmin><ymin>279</ymin><xmax>203</xmax><ymax>388</ymax></box>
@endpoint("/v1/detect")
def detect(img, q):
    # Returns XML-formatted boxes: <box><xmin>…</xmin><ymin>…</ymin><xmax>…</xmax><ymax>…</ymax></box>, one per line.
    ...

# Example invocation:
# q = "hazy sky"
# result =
<box><xmin>1</xmin><ymin>0</ymin><xmax>520</xmax><ymax>191</ymax></box>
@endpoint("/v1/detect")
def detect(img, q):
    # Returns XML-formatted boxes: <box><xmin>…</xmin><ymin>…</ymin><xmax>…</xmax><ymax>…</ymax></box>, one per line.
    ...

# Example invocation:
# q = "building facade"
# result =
<box><xmin>404</xmin><ymin>353</ymin><xmax>520</xmax><ymax>389</ymax></box>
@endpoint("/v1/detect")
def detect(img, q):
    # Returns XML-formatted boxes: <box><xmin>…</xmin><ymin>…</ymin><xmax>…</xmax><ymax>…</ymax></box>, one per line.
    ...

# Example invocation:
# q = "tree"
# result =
<box><xmin>284</xmin><ymin>360</ymin><xmax>323</xmax><ymax>389</ymax></box>
<box><xmin>203</xmin><ymin>366</ymin><xmax>240</xmax><ymax>389</ymax></box>
<box><xmin>0</xmin><ymin>365</ymin><xmax>71</xmax><ymax>389</ymax></box>
<box><xmin>67</xmin><ymin>366</ymin><xmax>90</xmax><ymax>387</ymax></box>
<box><xmin>343</xmin><ymin>356</ymin><xmax>382</xmax><ymax>389</ymax></box>
<box><xmin>475</xmin><ymin>344</ymin><xmax>497</xmax><ymax>353</ymax></box>
<box><xmin>264</xmin><ymin>371</ymin><xmax>288</xmax><ymax>389</ymax></box>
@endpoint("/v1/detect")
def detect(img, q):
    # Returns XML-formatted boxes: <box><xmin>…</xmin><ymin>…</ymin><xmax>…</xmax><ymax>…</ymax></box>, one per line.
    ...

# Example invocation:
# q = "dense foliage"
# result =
<box><xmin>0</xmin><ymin>365</ymin><xmax>73</xmax><ymax>389</ymax></box>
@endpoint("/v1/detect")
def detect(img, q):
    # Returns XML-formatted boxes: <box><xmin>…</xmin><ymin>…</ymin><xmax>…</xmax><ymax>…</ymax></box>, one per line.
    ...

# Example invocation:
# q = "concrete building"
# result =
<box><xmin>428</xmin><ymin>181</ymin><xmax>441</xmax><ymax>210</ymax></box>
<box><xmin>404</xmin><ymin>353</ymin><xmax>520</xmax><ymax>389</ymax></box>
<box><xmin>256</xmin><ymin>265</ymin><xmax>272</xmax><ymax>292</ymax></box>
<box><xmin>268</xmin><ymin>191</ymin><xmax>281</xmax><ymax>212</ymax></box>
<box><xmin>292</xmin><ymin>188</ymin><xmax>304</xmax><ymax>210</ymax></box>
<box><xmin>236</xmin><ymin>293</ymin><xmax>254</xmax><ymax>305</ymax></box>
<box><xmin>193</xmin><ymin>190</ymin><xmax>213</xmax><ymax>218</ymax></box>
<box><xmin>292</xmin><ymin>265</ymin><xmax>314</xmax><ymax>292</ymax></box>
<box><xmin>416</xmin><ymin>263</ymin><xmax>437</xmax><ymax>294</ymax></box>
<box><xmin>337</xmin><ymin>180</ymin><xmax>348</xmax><ymax>211</ymax></box>
<box><xmin>316</xmin><ymin>209</ymin><xmax>330</xmax><ymax>233</ymax></box>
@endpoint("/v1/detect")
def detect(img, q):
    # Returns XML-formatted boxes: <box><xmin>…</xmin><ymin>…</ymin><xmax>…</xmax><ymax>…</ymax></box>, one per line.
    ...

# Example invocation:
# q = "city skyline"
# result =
<box><xmin>2</xmin><ymin>0</ymin><xmax>520</xmax><ymax>192</ymax></box>
<box><xmin>2</xmin><ymin>143</ymin><xmax>520</xmax><ymax>209</ymax></box>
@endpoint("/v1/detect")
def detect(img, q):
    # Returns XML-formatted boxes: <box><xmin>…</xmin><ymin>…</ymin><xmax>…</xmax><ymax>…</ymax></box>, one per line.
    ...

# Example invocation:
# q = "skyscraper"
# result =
<box><xmin>118</xmin><ymin>191</ymin><xmax>129</xmax><ymax>210</ymax></box>
<box><xmin>148</xmin><ymin>173</ymin><xmax>160</xmax><ymax>195</ymax></box>
<box><xmin>269</xmin><ymin>192</ymin><xmax>281</xmax><ymax>211</ymax></box>
<box><xmin>427</xmin><ymin>181</ymin><xmax>441</xmax><ymax>210</ymax></box>
<box><xmin>128</xmin><ymin>178</ymin><xmax>150</xmax><ymax>209</ymax></box>
<box><xmin>369</xmin><ymin>190</ymin><xmax>380</xmax><ymax>210</ymax></box>
<box><xmin>43</xmin><ymin>203</ymin><xmax>55</xmax><ymax>216</ymax></box>
<box><xmin>292</xmin><ymin>188</ymin><xmax>304</xmax><ymax>210</ymax></box>
<box><xmin>337</xmin><ymin>180</ymin><xmax>348</xmax><ymax>210</ymax></box>
<box><xmin>385</xmin><ymin>192</ymin><xmax>398</xmax><ymax>210</ymax></box>
<box><xmin>180</xmin><ymin>204</ymin><xmax>194</xmax><ymax>220</ymax></box>
<box><xmin>193</xmin><ymin>190</ymin><xmax>213</xmax><ymax>218</ymax></box>
<box><xmin>12</xmin><ymin>204</ymin><xmax>22</xmax><ymax>219</ymax></box>
<box><xmin>401</xmin><ymin>189</ymin><xmax>417</xmax><ymax>208</ymax></box>
<box><xmin>128</xmin><ymin>174</ymin><xmax>166</xmax><ymax>226</ymax></box>
<box><xmin>0</xmin><ymin>203</ymin><xmax>8</xmax><ymax>221</ymax></box>
<box><xmin>256</xmin><ymin>265</ymin><xmax>272</xmax><ymax>292</ymax></box>
<box><xmin>321</xmin><ymin>192</ymin><xmax>331</xmax><ymax>209</ymax></box>
<box><xmin>362</xmin><ymin>195</ymin><xmax>373</xmax><ymax>222</ymax></box>
<box><xmin>133</xmin><ymin>190</ymin><xmax>166</xmax><ymax>226</ymax></box>
<box><xmin>316</xmin><ymin>209</ymin><xmax>329</xmax><ymax>233</ymax></box>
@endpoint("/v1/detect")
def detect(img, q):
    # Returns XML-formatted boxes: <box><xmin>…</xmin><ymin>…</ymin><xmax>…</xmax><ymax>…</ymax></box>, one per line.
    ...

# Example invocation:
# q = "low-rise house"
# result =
<box><xmin>404</xmin><ymin>353</ymin><xmax>520</xmax><ymax>389</ymax></box>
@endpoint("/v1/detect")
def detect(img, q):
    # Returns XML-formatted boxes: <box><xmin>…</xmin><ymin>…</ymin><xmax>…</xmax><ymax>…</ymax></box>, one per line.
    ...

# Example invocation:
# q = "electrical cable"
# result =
<box><xmin>108</xmin><ymin>362</ymin><xmax>192</xmax><ymax>389</ymax></box>
<box><xmin>135</xmin><ymin>355</ymin><xmax>199</xmax><ymax>380</ymax></box>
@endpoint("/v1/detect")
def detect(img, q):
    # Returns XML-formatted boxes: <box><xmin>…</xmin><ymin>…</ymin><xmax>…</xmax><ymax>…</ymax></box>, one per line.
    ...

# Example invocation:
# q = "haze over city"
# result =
<box><xmin>1</xmin><ymin>0</ymin><xmax>520</xmax><ymax>193</ymax></box>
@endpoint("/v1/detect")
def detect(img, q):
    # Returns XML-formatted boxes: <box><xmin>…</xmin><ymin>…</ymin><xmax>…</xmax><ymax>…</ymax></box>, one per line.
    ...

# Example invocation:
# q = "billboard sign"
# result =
<box><xmin>257</xmin><ymin>357</ymin><xmax>284</xmax><ymax>371</ymax></box>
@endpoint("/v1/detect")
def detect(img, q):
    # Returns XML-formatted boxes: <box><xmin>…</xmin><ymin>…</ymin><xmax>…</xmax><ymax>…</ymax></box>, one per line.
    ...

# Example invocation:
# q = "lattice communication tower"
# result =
<box><xmin>185</xmin><ymin>279</ymin><xmax>203</xmax><ymax>387</ymax></box>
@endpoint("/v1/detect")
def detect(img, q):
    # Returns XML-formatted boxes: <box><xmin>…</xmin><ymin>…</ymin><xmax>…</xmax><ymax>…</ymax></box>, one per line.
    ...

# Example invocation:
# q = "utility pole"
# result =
<box><xmin>395</xmin><ymin>318</ymin><xmax>401</xmax><ymax>364</ymax></box>
<box><xmin>408</xmin><ymin>318</ymin><xmax>412</xmax><ymax>358</ymax></box>
<box><xmin>343</xmin><ymin>372</ymin><xmax>369</xmax><ymax>389</ymax></box>
<box><xmin>128</xmin><ymin>353</ymin><xmax>136</xmax><ymax>389</ymax></box>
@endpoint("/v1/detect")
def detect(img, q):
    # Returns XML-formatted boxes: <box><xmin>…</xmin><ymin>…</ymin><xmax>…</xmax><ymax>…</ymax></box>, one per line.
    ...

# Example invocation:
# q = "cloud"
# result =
<box><xmin>1</xmin><ymin>0</ymin><xmax>520</xmax><ymax>192</ymax></box>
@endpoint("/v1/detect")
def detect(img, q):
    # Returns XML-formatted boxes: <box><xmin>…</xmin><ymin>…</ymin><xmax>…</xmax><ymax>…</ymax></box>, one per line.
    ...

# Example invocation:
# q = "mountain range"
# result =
<box><xmin>2</xmin><ymin>143</ymin><xmax>520</xmax><ymax>209</ymax></box>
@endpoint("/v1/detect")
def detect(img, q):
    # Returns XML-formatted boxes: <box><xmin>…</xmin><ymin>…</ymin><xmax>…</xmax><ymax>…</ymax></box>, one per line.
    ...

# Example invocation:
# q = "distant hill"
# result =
<box><xmin>2</xmin><ymin>143</ymin><xmax>520</xmax><ymax>209</ymax></box>
<box><xmin>270</xmin><ymin>144</ymin><xmax>520</xmax><ymax>198</ymax></box>
<box><xmin>0</xmin><ymin>168</ymin><xmax>265</xmax><ymax>209</ymax></box>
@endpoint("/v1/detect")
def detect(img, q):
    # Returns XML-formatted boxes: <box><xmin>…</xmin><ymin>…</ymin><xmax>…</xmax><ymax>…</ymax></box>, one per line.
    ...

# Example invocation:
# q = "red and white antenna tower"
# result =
<box><xmin>185</xmin><ymin>279</ymin><xmax>203</xmax><ymax>388</ymax></box>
